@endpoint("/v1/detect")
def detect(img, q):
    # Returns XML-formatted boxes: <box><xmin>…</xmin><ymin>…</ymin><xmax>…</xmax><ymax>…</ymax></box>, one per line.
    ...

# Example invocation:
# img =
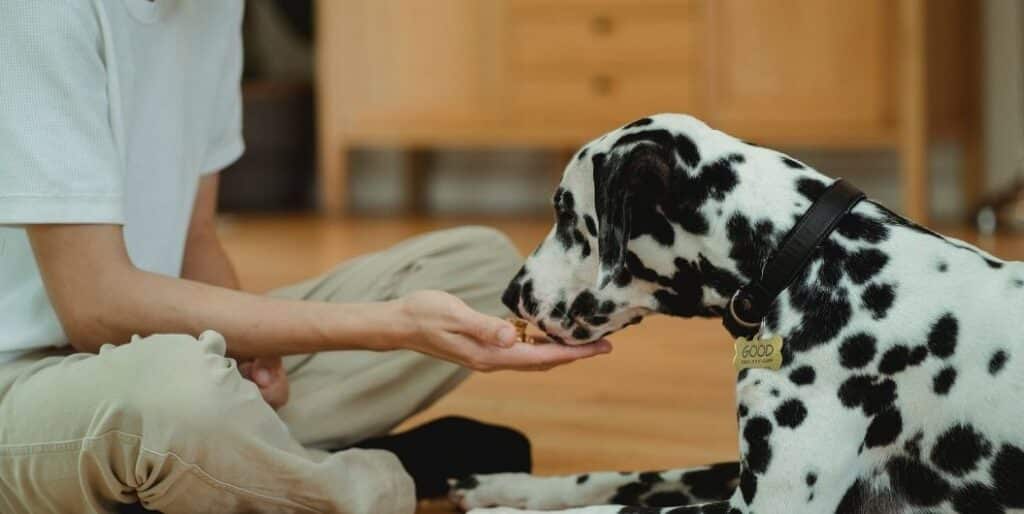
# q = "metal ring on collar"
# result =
<box><xmin>729</xmin><ymin>289</ymin><xmax>763</xmax><ymax>329</ymax></box>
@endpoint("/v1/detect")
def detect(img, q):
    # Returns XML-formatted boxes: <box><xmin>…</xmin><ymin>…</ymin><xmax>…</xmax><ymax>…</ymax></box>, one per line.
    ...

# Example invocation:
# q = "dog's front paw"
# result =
<box><xmin>449</xmin><ymin>473</ymin><xmax>556</xmax><ymax>511</ymax></box>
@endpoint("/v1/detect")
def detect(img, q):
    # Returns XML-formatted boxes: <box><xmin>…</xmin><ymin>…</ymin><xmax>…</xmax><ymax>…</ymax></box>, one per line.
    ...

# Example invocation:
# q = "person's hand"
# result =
<box><xmin>392</xmin><ymin>290</ymin><xmax>612</xmax><ymax>372</ymax></box>
<box><xmin>239</xmin><ymin>356</ymin><xmax>290</xmax><ymax>409</ymax></box>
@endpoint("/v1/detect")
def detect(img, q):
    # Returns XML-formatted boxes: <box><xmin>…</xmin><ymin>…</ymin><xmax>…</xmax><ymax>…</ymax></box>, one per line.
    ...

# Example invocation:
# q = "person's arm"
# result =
<box><xmin>27</xmin><ymin>224</ymin><xmax>611</xmax><ymax>370</ymax></box>
<box><xmin>181</xmin><ymin>173</ymin><xmax>240</xmax><ymax>290</ymax></box>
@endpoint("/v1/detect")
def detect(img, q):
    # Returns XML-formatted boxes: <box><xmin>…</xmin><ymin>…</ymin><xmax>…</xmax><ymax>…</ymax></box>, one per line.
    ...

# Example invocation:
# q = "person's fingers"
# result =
<box><xmin>495</xmin><ymin>339</ymin><xmax>613</xmax><ymax>369</ymax></box>
<box><xmin>447</xmin><ymin>333</ymin><xmax>613</xmax><ymax>371</ymax></box>
<box><xmin>450</xmin><ymin>304</ymin><xmax>517</xmax><ymax>348</ymax></box>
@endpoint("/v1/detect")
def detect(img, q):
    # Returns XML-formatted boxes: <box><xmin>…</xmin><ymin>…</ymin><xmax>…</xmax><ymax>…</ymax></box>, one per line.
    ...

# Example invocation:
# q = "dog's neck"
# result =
<box><xmin>647</xmin><ymin>172</ymin><xmax>900</xmax><ymax>342</ymax></box>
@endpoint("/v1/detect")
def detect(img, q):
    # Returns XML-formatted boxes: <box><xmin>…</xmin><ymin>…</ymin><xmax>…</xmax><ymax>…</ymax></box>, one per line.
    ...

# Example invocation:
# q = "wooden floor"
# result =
<box><xmin>217</xmin><ymin>214</ymin><xmax>1024</xmax><ymax>513</ymax></box>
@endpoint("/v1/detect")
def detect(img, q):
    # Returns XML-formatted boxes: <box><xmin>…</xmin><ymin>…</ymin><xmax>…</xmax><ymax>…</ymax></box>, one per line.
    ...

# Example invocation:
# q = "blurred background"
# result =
<box><xmin>225</xmin><ymin>0</ymin><xmax>1023</xmax><ymax>226</ymax></box>
<box><xmin>216</xmin><ymin>1</ymin><xmax>1023</xmax><ymax>508</ymax></box>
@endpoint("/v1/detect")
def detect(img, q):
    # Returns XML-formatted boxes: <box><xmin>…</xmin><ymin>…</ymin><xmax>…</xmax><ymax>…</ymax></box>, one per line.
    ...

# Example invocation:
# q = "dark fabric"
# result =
<box><xmin>352</xmin><ymin>416</ymin><xmax>533</xmax><ymax>499</ymax></box>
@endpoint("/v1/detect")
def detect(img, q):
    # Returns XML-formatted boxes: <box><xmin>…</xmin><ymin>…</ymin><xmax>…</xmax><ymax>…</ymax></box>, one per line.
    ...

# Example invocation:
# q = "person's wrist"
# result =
<box><xmin>372</xmin><ymin>299</ymin><xmax>416</xmax><ymax>352</ymax></box>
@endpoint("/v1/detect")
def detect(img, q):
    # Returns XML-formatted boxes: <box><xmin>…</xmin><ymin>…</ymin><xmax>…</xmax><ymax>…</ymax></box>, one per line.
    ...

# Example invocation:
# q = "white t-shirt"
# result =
<box><xmin>0</xmin><ymin>0</ymin><xmax>245</xmax><ymax>363</ymax></box>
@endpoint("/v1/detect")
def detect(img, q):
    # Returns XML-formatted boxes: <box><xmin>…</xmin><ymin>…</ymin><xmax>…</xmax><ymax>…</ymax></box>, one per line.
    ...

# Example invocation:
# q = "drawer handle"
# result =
<box><xmin>591</xmin><ymin>15</ymin><xmax>613</xmax><ymax>35</ymax></box>
<box><xmin>591</xmin><ymin>75</ymin><xmax>613</xmax><ymax>96</ymax></box>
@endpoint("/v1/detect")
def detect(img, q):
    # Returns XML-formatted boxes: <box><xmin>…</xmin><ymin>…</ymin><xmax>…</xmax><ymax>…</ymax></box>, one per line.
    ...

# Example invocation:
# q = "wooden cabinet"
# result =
<box><xmin>316</xmin><ymin>0</ymin><xmax>981</xmax><ymax>222</ymax></box>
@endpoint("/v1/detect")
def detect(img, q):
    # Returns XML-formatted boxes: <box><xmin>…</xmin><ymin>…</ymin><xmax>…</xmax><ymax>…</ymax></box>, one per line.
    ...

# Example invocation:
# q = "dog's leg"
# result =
<box><xmin>450</xmin><ymin>462</ymin><xmax>737</xmax><ymax>511</ymax></box>
<box><xmin>468</xmin><ymin>500</ymin><xmax>732</xmax><ymax>514</ymax></box>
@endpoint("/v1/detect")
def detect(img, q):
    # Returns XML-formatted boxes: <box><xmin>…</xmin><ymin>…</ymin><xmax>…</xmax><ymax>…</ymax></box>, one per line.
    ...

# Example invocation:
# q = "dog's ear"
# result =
<box><xmin>593</xmin><ymin>145</ymin><xmax>673</xmax><ymax>287</ymax></box>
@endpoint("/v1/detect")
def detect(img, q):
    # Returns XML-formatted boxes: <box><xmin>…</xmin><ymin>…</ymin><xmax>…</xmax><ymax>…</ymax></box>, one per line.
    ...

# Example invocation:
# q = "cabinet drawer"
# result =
<box><xmin>507</xmin><ymin>70</ymin><xmax>697</xmax><ymax>123</ymax></box>
<box><xmin>505</xmin><ymin>0</ymin><xmax>699</xmax><ymax>69</ymax></box>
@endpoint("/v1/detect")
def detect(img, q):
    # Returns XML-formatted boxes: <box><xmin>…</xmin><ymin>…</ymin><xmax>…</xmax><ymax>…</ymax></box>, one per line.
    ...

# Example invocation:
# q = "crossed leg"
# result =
<box><xmin>450</xmin><ymin>462</ymin><xmax>738</xmax><ymax>511</ymax></box>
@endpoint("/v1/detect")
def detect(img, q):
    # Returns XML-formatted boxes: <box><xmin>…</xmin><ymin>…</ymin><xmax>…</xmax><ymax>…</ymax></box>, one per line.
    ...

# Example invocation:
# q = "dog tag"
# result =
<box><xmin>733</xmin><ymin>335</ymin><xmax>784</xmax><ymax>371</ymax></box>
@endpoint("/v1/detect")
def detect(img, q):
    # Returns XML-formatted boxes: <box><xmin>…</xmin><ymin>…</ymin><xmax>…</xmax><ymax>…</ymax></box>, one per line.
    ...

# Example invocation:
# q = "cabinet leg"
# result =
<box><xmin>899</xmin><ymin>0</ymin><xmax>929</xmax><ymax>224</ymax></box>
<box><xmin>405</xmin><ymin>149</ymin><xmax>433</xmax><ymax>215</ymax></box>
<box><xmin>319</xmin><ymin>144</ymin><xmax>348</xmax><ymax>215</ymax></box>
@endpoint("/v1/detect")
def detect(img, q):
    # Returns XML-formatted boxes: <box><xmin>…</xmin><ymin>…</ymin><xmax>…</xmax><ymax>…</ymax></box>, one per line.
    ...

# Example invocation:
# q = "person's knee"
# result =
<box><xmin>99</xmin><ymin>331</ymin><xmax>253</xmax><ymax>435</ymax></box>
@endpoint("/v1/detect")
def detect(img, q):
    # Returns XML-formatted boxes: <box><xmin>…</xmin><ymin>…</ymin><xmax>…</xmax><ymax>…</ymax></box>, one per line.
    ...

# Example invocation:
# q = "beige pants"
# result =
<box><xmin>0</xmin><ymin>227</ymin><xmax>521</xmax><ymax>514</ymax></box>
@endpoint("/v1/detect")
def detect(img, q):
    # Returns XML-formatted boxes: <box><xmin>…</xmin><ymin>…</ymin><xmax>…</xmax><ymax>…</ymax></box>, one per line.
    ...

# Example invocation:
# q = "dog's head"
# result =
<box><xmin>502</xmin><ymin>114</ymin><xmax>822</xmax><ymax>344</ymax></box>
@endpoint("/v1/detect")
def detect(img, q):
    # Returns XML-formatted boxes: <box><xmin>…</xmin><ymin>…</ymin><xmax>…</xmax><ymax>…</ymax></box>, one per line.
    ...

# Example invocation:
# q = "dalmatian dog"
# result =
<box><xmin>449</xmin><ymin>113</ymin><xmax>1024</xmax><ymax>514</ymax></box>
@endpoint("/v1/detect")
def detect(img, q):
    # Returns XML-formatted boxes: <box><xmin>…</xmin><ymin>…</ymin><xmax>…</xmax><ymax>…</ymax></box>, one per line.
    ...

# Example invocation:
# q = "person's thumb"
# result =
<box><xmin>456</xmin><ymin>307</ymin><xmax>517</xmax><ymax>348</ymax></box>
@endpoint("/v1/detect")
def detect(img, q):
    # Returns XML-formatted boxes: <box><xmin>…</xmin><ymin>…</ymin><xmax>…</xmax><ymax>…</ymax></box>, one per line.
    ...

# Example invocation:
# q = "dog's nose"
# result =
<box><xmin>501</xmin><ymin>278</ymin><xmax>523</xmax><ymax>315</ymax></box>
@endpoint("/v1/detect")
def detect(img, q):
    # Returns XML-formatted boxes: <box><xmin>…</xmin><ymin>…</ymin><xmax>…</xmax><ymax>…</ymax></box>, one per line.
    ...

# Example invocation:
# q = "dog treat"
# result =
<box><xmin>508</xmin><ymin>318</ymin><xmax>548</xmax><ymax>344</ymax></box>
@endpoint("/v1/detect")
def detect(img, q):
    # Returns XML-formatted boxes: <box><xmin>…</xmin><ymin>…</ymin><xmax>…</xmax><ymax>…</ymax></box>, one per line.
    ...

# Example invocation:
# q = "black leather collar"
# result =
<box><xmin>724</xmin><ymin>179</ymin><xmax>866</xmax><ymax>338</ymax></box>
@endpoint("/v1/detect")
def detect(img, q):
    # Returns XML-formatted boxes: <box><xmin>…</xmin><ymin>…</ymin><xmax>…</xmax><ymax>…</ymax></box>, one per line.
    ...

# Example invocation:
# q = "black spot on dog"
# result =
<box><xmin>738</xmin><ymin>404</ymin><xmax>748</xmax><ymax>419</ymax></box>
<box><xmin>909</xmin><ymin>345</ymin><xmax>928</xmax><ymax>365</ymax></box>
<box><xmin>937</xmin><ymin>261</ymin><xmax>949</xmax><ymax>272</ymax></box>
<box><xmin>840</xmin><ymin>333</ymin><xmax>877</xmax><ymax>369</ymax></box>
<box><xmin>887</xmin><ymin>456</ymin><xmax>951</xmax><ymax>507</ymax></box>
<box><xmin>838</xmin><ymin>375</ymin><xmax>897</xmax><ymax>416</ymax></box>
<box><xmin>905</xmin><ymin>431</ymin><xmax>925</xmax><ymax>459</ymax></box>
<box><xmin>698</xmin><ymin>254</ymin><xmax>743</xmax><ymax>300</ymax></box>
<box><xmin>577</xmin><ymin>147</ymin><xmax>589</xmax><ymax>161</ymax></box>
<box><xmin>786</xmin><ymin>259</ymin><xmax>853</xmax><ymax>351</ymax></box>
<box><xmin>739</xmin><ymin>467</ymin><xmax>757</xmax><ymax>504</ymax></box>
<box><xmin>992</xmin><ymin>445</ymin><xmax>1024</xmax><ymax>507</ymax></box>
<box><xmin>577</xmin><ymin>474</ymin><xmax>590</xmax><ymax>484</ymax></box>
<box><xmin>743</xmin><ymin>417</ymin><xmax>773</xmax><ymax>474</ymax></box>
<box><xmin>674</xmin><ymin>134</ymin><xmax>701</xmax><ymax>169</ymax></box>
<box><xmin>844</xmin><ymin>249</ymin><xmax>889</xmax><ymax>284</ymax></box>
<box><xmin>837</xmin><ymin>212</ymin><xmax>890</xmax><ymax>243</ymax></box>
<box><xmin>623</xmin><ymin>117</ymin><xmax>654</xmax><ymax>130</ymax></box>
<box><xmin>501</xmin><ymin>279</ymin><xmax>523</xmax><ymax>315</ymax></box>
<box><xmin>817</xmin><ymin>240</ymin><xmax>849</xmax><ymax>287</ymax></box>
<box><xmin>931</xmin><ymin>424</ymin><xmax>993</xmax><ymax>476</ymax></box>
<box><xmin>774</xmin><ymin>399</ymin><xmax>808</xmax><ymax>429</ymax></box>
<box><xmin>572</xmin><ymin>326</ymin><xmax>592</xmax><ymax>340</ymax></box>
<box><xmin>551</xmin><ymin>300</ymin><xmax>567</xmax><ymax>318</ymax></box>
<box><xmin>865</xmin><ymin>407</ymin><xmax>902</xmax><ymax>448</ymax></box>
<box><xmin>1014</xmin><ymin>278</ymin><xmax>1024</xmax><ymax>288</ymax></box>
<box><xmin>789</xmin><ymin>366</ymin><xmax>816</xmax><ymax>385</ymax></box>
<box><xmin>805</xmin><ymin>472</ymin><xmax>817</xmax><ymax>486</ymax></box>
<box><xmin>553</xmin><ymin>189</ymin><xmax>581</xmax><ymax>250</ymax></box>
<box><xmin>726</xmin><ymin>214</ymin><xmax>776</xmax><ymax>281</ymax></box>
<box><xmin>862</xmin><ymin>283</ymin><xmax>895</xmax><ymax>320</ymax></box>
<box><xmin>796</xmin><ymin>177</ymin><xmax>828</xmax><ymax>202</ymax></box>
<box><xmin>781</xmin><ymin>156</ymin><xmax>805</xmax><ymax>169</ymax></box>
<box><xmin>951</xmin><ymin>483</ymin><xmax>1003</xmax><ymax>514</ymax></box>
<box><xmin>787</xmin><ymin>291</ymin><xmax>852</xmax><ymax>352</ymax></box>
<box><xmin>737</xmin><ymin>368</ymin><xmax>750</xmax><ymax>383</ymax></box>
<box><xmin>639</xmin><ymin>471</ymin><xmax>663</xmax><ymax>484</ymax></box>
<box><xmin>584</xmin><ymin>214</ymin><xmax>598</xmax><ymax>237</ymax></box>
<box><xmin>568</xmin><ymin>291</ymin><xmax>598</xmax><ymax>319</ymax></box>
<box><xmin>646</xmin><ymin>492</ymin><xmax>692</xmax><ymax>507</ymax></box>
<box><xmin>933</xmin><ymin>366</ymin><xmax>957</xmax><ymax>395</ymax></box>
<box><xmin>520</xmin><ymin>280</ymin><xmax>539</xmax><ymax>317</ymax></box>
<box><xmin>989</xmin><ymin>350</ymin><xmax>1008</xmax><ymax>375</ymax></box>
<box><xmin>835</xmin><ymin>479</ymin><xmax>868</xmax><ymax>514</ymax></box>
<box><xmin>927</xmin><ymin>313</ymin><xmax>959</xmax><ymax>358</ymax></box>
<box><xmin>770</xmin><ymin>388</ymin><xmax>780</xmax><ymax>398</ymax></box>
<box><xmin>683</xmin><ymin>462</ymin><xmax>739</xmax><ymax>501</ymax></box>
<box><xmin>689</xmin><ymin>154</ymin><xmax>743</xmax><ymax>205</ymax></box>
<box><xmin>610</xmin><ymin>472</ymin><xmax>664</xmax><ymax>505</ymax></box>
<box><xmin>611</xmin><ymin>482</ymin><xmax>652</xmax><ymax>506</ymax></box>
<box><xmin>879</xmin><ymin>345</ymin><xmax>912</xmax><ymax>375</ymax></box>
